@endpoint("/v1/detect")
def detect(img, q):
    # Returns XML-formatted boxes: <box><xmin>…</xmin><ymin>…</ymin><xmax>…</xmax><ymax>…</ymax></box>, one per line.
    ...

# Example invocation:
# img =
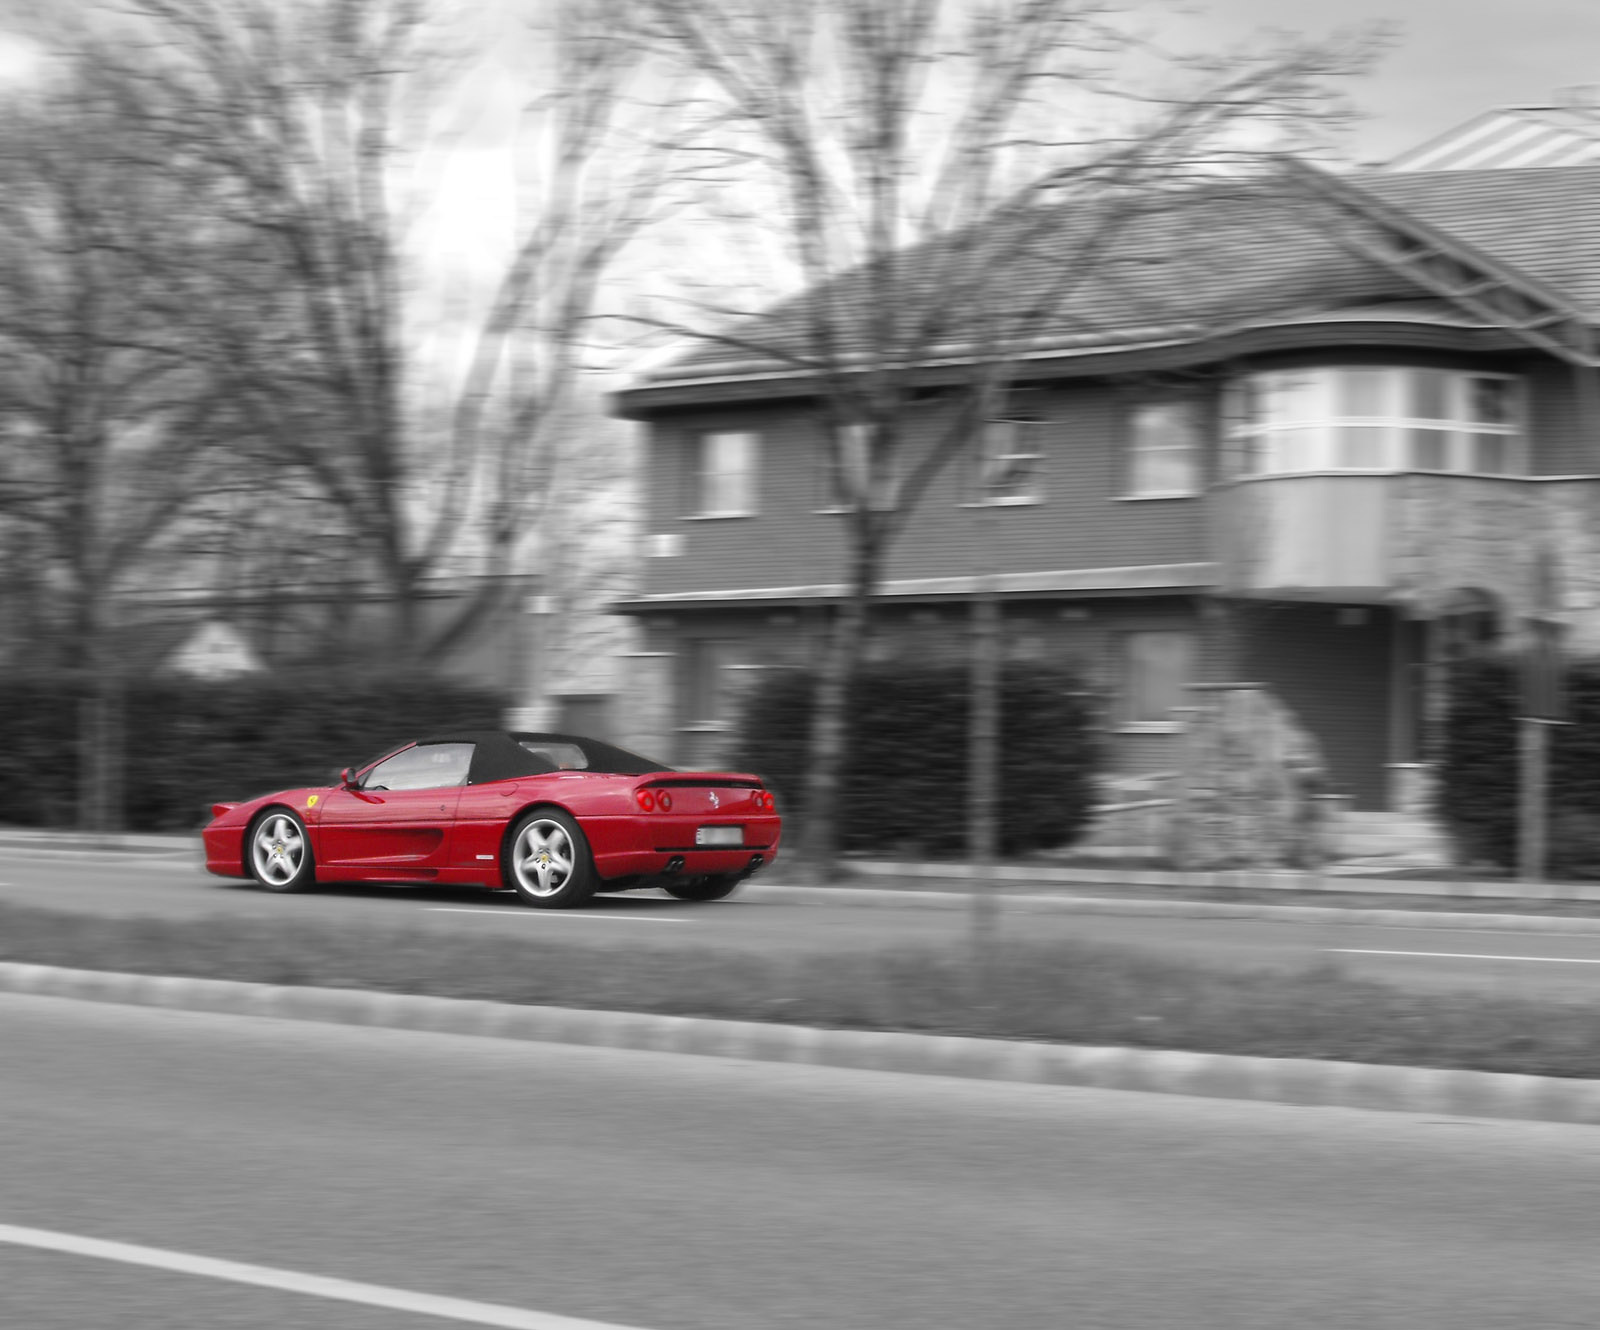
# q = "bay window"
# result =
<box><xmin>1226</xmin><ymin>367</ymin><xmax>1523</xmax><ymax>478</ymax></box>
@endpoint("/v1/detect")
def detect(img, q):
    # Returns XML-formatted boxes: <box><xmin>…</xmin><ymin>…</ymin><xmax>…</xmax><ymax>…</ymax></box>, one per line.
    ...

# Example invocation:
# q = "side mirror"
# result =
<box><xmin>340</xmin><ymin>767</ymin><xmax>360</xmax><ymax>790</ymax></box>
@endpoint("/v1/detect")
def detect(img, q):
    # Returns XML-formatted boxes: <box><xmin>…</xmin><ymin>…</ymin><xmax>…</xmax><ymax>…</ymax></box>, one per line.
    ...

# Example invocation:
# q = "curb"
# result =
<box><xmin>748</xmin><ymin>883</ymin><xmax>1600</xmax><ymax>934</ymax></box>
<box><xmin>3</xmin><ymin>962</ymin><xmax>1598</xmax><ymax>1126</ymax></box>
<box><xmin>839</xmin><ymin>858</ymin><xmax>1600</xmax><ymax>903</ymax></box>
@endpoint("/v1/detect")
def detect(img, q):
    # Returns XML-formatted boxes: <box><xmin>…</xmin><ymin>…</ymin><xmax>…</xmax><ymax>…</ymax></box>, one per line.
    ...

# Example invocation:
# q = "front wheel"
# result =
<box><xmin>247</xmin><ymin>809</ymin><xmax>315</xmax><ymax>892</ymax></box>
<box><xmin>504</xmin><ymin>809</ymin><xmax>596</xmax><ymax>909</ymax></box>
<box><xmin>664</xmin><ymin>874</ymin><xmax>744</xmax><ymax>902</ymax></box>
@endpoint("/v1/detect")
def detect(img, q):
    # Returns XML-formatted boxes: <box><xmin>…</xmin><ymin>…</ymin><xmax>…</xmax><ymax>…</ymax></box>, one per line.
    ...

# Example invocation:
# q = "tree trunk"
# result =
<box><xmin>797</xmin><ymin>534</ymin><xmax>880</xmax><ymax>879</ymax></box>
<box><xmin>73</xmin><ymin>584</ymin><xmax>122</xmax><ymax>836</ymax></box>
<box><xmin>968</xmin><ymin>586</ymin><xmax>1001</xmax><ymax>953</ymax></box>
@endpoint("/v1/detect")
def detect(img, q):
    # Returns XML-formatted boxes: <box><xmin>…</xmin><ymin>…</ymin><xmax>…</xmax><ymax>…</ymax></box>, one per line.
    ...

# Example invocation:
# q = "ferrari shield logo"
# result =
<box><xmin>306</xmin><ymin>795</ymin><xmax>319</xmax><ymax>808</ymax></box>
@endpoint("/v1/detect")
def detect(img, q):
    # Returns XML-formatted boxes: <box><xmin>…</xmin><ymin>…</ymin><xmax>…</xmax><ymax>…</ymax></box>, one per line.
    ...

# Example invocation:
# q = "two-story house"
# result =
<box><xmin>610</xmin><ymin>155</ymin><xmax>1600</xmax><ymax>820</ymax></box>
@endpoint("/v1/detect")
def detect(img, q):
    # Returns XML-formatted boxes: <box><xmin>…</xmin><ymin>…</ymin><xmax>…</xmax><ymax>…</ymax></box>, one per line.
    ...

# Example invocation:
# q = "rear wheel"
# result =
<box><xmin>505</xmin><ymin>809</ymin><xmax>596</xmax><ymax>909</ymax></box>
<box><xmin>247</xmin><ymin>809</ymin><xmax>315</xmax><ymax>893</ymax></box>
<box><xmin>664</xmin><ymin>874</ymin><xmax>744</xmax><ymax>902</ymax></box>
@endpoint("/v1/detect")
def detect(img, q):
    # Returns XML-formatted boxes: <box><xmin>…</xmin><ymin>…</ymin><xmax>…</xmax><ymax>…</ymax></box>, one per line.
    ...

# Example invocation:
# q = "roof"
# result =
<box><xmin>620</xmin><ymin>164</ymin><xmax>1600</xmax><ymax>405</ymax></box>
<box><xmin>1354</xmin><ymin>166</ymin><xmax>1600</xmax><ymax>316</ymax></box>
<box><xmin>1384</xmin><ymin>105</ymin><xmax>1600</xmax><ymax>173</ymax></box>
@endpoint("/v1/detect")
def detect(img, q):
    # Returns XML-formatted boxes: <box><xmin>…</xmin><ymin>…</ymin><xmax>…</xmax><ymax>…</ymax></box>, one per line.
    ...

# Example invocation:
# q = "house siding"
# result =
<box><xmin>1524</xmin><ymin>357</ymin><xmax>1596</xmax><ymax>475</ymax></box>
<box><xmin>642</xmin><ymin>382</ymin><xmax>1212</xmax><ymax>599</ymax></box>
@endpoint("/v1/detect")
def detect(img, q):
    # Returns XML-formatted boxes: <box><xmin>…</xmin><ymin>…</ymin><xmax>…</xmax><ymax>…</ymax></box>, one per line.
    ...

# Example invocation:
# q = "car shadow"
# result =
<box><xmin>301</xmin><ymin>881</ymin><xmax>696</xmax><ymax>913</ymax></box>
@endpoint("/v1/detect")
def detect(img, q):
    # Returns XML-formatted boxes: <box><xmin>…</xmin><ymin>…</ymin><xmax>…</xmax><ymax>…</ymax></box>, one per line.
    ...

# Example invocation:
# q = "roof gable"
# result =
<box><xmin>1384</xmin><ymin>105</ymin><xmax>1600</xmax><ymax>173</ymax></box>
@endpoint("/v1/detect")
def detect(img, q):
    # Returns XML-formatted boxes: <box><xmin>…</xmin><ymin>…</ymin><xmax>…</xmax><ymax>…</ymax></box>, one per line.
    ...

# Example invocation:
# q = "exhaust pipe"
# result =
<box><xmin>663</xmin><ymin>856</ymin><xmax>685</xmax><ymax>876</ymax></box>
<box><xmin>746</xmin><ymin>855</ymin><xmax>765</xmax><ymax>874</ymax></box>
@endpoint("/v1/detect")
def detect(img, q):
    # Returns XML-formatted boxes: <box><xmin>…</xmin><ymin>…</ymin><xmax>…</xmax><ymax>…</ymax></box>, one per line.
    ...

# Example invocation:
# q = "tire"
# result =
<box><xmin>247</xmin><ymin>808</ymin><xmax>315</xmax><ymax>893</ymax></box>
<box><xmin>664</xmin><ymin>874</ymin><xmax>744</xmax><ymax>902</ymax></box>
<box><xmin>504</xmin><ymin>808</ymin><xmax>597</xmax><ymax>909</ymax></box>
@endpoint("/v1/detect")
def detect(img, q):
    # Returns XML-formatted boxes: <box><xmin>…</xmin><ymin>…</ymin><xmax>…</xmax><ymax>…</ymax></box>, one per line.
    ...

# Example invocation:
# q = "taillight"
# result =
<box><xmin>754</xmin><ymin>790</ymin><xmax>775</xmax><ymax>812</ymax></box>
<box><xmin>658</xmin><ymin>791</ymin><xmax>673</xmax><ymax>811</ymax></box>
<box><xmin>636</xmin><ymin>790</ymin><xmax>656</xmax><ymax>812</ymax></box>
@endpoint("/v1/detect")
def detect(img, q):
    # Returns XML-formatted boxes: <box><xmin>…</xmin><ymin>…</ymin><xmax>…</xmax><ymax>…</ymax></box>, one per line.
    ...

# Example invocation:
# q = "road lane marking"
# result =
<box><xmin>1328</xmin><ymin>948</ymin><xmax>1600</xmax><ymax>964</ymax></box>
<box><xmin>428</xmin><ymin>908</ymin><xmax>690</xmax><ymax>923</ymax></box>
<box><xmin>0</xmin><ymin>1223</ymin><xmax>653</xmax><ymax>1329</ymax></box>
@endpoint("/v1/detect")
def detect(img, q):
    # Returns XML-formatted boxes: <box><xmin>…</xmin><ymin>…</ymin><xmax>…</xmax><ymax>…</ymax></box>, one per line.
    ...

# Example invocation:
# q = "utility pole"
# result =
<box><xmin>969</xmin><ymin>442</ymin><xmax>1001</xmax><ymax>960</ymax></box>
<box><xmin>1518</xmin><ymin>548</ymin><xmax>1565</xmax><ymax>885</ymax></box>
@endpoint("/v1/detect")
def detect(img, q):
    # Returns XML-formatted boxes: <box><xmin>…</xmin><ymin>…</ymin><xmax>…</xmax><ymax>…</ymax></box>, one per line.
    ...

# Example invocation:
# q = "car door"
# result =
<box><xmin>316</xmin><ymin>742</ymin><xmax>474</xmax><ymax>871</ymax></box>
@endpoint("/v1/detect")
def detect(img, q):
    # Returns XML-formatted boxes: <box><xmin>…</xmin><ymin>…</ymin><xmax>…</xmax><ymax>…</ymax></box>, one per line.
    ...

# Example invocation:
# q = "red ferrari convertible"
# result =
<box><xmin>202</xmin><ymin>731</ymin><xmax>781</xmax><ymax>908</ymax></box>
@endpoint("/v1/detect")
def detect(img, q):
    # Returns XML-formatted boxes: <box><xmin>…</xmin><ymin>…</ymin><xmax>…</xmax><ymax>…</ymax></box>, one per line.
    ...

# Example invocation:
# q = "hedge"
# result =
<box><xmin>731</xmin><ymin>662</ymin><xmax>1099</xmax><ymax>856</ymax></box>
<box><xmin>1438</xmin><ymin>654</ymin><xmax>1600</xmax><ymax>876</ymax></box>
<box><xmin>0</xmin><ymin>672</ymin><xmax>509</xmax><ymax>831</ymax></box>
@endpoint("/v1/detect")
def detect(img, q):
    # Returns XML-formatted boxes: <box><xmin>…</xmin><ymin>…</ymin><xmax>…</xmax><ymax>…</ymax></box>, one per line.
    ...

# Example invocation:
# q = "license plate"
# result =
<box><xmin>695</xmin><ymin>825</ymin><xmax>744</xmax><ymax>847</ymax></box>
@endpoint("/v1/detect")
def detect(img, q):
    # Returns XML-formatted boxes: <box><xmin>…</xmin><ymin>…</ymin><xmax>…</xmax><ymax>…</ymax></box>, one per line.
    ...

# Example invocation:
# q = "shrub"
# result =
<box><xmin>0</xmin><ymin>671</ymin><xmax>510</xmax><ymax>831</ymax></box>
<box><xmin>1436</xmin><ymin>656</ymin><xmax>1517</xmax><ymax>866</ymax></box>
<box><xmin>732</xmin><ymin>661</ymin><xmax>1099</xmax><ymax>856</ymax></box>
<box><xmin>1438</xmin><ymin>653</ymin><xmax>1600</xmax><ymax>875</ymax></box>
<box><xmin>0</xmin><ymin>675</ymin><xmax>84</xmax><ymax>828</ymax></box>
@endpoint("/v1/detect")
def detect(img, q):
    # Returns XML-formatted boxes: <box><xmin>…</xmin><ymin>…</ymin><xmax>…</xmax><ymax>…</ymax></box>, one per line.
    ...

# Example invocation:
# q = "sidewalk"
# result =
<box><xmin>826</xmin><ymin>857</ymin><xmax>1600</xmax><ymax>902</ymax></box>
<box><xmin>753</xmin><ymin>858</ymin><xmax>1600</xmax><ymax>927</ymax></box>
<box><xmin>0</xmin><ymin>828</ymin><xmax>195</xmax><ymax>855</ymax></box>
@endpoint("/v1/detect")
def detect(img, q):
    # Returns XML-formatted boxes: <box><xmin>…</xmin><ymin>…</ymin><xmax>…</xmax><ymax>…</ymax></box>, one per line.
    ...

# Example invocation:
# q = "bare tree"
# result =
<box><xmin>630</xmin><ymin>0</ymin><xmax>1382</xmax><ymax>876</ymax></box>
<box><xmin>98</xmin><ymin>0</ymin><xmax>684</xmax><ymax>660</ymax></box>
<box><xmin>0</xmin><ymin>58</ymin><xmax>243</xmax><ymax>826</ymax></box>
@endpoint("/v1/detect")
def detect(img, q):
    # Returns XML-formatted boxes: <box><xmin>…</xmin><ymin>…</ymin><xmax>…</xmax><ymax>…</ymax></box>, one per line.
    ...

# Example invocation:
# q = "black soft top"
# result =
<box><xmin>416</xmin><ymin>731</ymin><xmax>674</xmax><ymax>785</ymax></box>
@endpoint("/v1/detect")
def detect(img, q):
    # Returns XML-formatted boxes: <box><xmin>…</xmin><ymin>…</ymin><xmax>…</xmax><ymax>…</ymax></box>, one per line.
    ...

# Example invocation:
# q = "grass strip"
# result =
<box><xmin>1</xmin><ymin>901</ymin><xmax>1596</xmax><ymax>1079</ymax></box>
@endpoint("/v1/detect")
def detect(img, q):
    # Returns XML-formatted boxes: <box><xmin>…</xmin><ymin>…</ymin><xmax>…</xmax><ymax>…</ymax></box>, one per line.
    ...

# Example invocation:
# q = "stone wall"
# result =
<box><xmin>1390</xmin><ymin>476</ymin><xmax>1600</xmax><ymax>647</ymax></box>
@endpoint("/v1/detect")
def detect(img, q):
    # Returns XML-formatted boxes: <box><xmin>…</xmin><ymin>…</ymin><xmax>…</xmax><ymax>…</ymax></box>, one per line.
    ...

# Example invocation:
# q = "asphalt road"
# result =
<box><xmin>5</xmin><ymin>992</ymin><xmax>1600</xmax><ymax>1330</ymax></box>
<box><xmin>7</xmin><ymin>844</ymin><xmax>1600</xmax><ymax>1000</ymax></box>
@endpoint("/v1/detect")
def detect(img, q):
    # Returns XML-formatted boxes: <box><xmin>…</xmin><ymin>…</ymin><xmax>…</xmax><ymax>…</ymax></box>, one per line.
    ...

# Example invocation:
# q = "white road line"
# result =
<box><xmin>0</xmin><ymin>1223</ymin><xmax>652</xmax><ymax>1329</ymax></box>
<box><xmin>1363</xmin><ymin>924</ymin><xmax>1600</xmax><ymax>938</ymax></box>
<box><xmin>428</xmin><ymin>908</ymin><xmax>690</xmax><ymax>924</ymax></box>
<box><xmin>1328</xmin><ymin>948</ymin><xmax>1600</xmax><ymax>965</ymax></box>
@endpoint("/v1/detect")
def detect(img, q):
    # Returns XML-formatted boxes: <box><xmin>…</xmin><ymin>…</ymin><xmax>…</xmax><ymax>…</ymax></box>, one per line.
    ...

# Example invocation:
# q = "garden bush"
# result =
<box><xmin>0</xmin><ymin>671</ymin><xmax>509</xmax><ymax>831</ymax></box>
<box><xmin>1438</xmin><ymin>653</ymin><xmax>1600</xmax><ymax>875</ymax></box>
<box><xmin>731</xmin><ymin>661</ymin><xmax>1099</xmax><ymax>856</ymax></box>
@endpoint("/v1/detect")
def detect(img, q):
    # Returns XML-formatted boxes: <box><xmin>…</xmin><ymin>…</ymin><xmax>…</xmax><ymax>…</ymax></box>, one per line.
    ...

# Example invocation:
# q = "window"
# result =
<box><xmin>679</xmin><ymin>640</ymin><xmax>738</xmax><ymax>727</ymax></box>
<box><xmin>1126</xmin><ymin>402</ymin><xmax>1201</xmax><ymax>497</ymax></box>
<box><xmin>516</xmin><ymin>740</ymin><xmax>589</xmax><ymax>770</ymax></box>
<box><xmin>1228</xmin><ymin>367</ymin><xmax>1523</xmax><ymax>477</ymax></box>
<box><xmin>974</xmin><ymin>417</ymin><xmax>1045</xmax><ymax>504</ymax></box>
<box><xmin>691</xmin><ymin>431</ymin><xmax>758</xmax><ymax>517</ymax></box>
<box><xmin>362</xmin><ymin>743</ymin><xmax>474</xmax><ymax>791</ymax></box>
<box><xmin>816</xmin><ymin>422</ymin><xmax>894</xmax><ymax>512</ymax></box>
<box><xmin>1118</xmin><ymin>631</ymin><xmax>1194</xmax><ymax>729</ymax></box>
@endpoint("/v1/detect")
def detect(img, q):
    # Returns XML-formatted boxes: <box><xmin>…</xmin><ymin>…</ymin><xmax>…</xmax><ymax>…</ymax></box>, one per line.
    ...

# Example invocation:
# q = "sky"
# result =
<box><xmin>1177</xmin><ymin>0</ymin><xmax>1600</xmax><ymax>165</ymax></box>
<box><xmin>0</xmin><ymin>0</ymin><xmax>1593</xmax><ymax>163</ymax></box>
<box><xmin>0</xmin><ymin>0</ymin><xmax>1593</xmax><ymax>345</ymax></box>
